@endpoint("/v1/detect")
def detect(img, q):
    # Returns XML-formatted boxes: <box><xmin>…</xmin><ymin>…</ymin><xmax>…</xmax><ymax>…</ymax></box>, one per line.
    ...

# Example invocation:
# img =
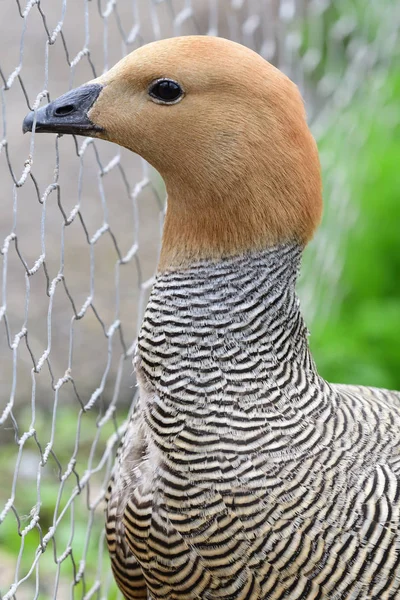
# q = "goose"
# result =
<box><xmin>24</xmin><ymin>35</ymin><xmax>400</xmax><ymax>600</ymax></box>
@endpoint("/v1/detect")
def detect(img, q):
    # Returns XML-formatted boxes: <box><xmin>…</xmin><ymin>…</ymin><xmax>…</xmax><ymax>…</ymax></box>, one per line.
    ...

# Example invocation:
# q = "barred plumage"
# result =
<box><xmin>23</xmin><ymin>33</ymin><xmax>400</xmax><ymax>600</ymax></box>
<box><xmin>106</xmin><ymin>244</ymin><xmax>400</xmax><ymax>599</ymax></box>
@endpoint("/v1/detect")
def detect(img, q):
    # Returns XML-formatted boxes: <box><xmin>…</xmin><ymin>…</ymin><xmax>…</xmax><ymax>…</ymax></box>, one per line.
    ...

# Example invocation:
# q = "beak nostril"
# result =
<box><xmin>54</xmin><ymin>104</ymin><xmax>75</xmax><ymax>117</ymax></box>
<box><xmin>22</xmin><ymin>83</ymin><xmax>103</xmax><ymax>134</ymax></box>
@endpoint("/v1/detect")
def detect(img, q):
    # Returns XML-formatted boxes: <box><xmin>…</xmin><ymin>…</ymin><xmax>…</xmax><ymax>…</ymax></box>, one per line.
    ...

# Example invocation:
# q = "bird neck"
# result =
<box><xmin>137</xmin><ymin>243</ymin><xmax>329</xmax><ymax>447</ymax></box>
<box><xmin>158</xmin><ymin>171</ymin><xmax>322</xmax><ymax>271</ymax></box>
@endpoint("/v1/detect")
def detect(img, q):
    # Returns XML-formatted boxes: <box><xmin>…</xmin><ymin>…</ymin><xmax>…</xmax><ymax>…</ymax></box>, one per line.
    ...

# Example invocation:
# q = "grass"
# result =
<box><xmin>0</xmin><ymin>403</ymin><xmax>126</xmax><ymax>599</ymax></box>
<box><xmin>310</xmin><ymin>67</ymin><xmax>400</xmax><ymax>390</ymax></box>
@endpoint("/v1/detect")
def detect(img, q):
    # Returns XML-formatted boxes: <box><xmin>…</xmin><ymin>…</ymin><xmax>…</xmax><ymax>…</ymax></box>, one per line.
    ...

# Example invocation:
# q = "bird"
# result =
<box><xmin>23</xmin><ymin>36</ymin><xmax>400</xmax><ymax>600</ymax></box>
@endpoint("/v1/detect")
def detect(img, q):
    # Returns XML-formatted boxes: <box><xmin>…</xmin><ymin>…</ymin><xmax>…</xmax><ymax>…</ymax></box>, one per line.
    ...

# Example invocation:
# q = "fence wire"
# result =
<box><xmin>0</xmin><ymin>1</ymin><xmax>399</xmax><ymax>598</ymax></box>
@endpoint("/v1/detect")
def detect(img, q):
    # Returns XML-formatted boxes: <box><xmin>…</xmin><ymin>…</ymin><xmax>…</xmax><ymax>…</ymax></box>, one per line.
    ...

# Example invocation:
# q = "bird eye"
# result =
<box><xmin>149</xmin><ymin>79</ymin><xmax>183</xmax><ymax>104</ymax></box>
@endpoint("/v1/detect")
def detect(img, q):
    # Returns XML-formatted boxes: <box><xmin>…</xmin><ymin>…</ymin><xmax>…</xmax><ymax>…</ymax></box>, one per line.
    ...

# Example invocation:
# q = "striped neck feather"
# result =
<box><xmin>137</xmin><ymin>244</ymin><xmax>326</xmax><ymax>425</ymax></box>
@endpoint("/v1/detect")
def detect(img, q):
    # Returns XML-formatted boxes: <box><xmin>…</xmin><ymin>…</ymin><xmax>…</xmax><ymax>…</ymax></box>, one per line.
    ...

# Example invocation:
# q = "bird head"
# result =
<box><xmin>23</xmin><ymin>36</ymin><xmax>322</xmax><ymax>270</ymax></box>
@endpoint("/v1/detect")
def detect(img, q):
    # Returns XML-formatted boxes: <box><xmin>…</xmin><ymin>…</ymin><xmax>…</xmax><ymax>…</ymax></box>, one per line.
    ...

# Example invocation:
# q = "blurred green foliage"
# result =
<box><xmin>310</xmin><ymin>65</ymin><xmax>400</xmax><ymax>390</ymax></box>
<box><xmin>0</xmin><ymin>405</ymin><xmax>122</xmax><ymax>599</ymax></box>
<box><xmin>296</xmin><ymin>0</ymin><xmax>400</xmax><ymax>391</ymax></box>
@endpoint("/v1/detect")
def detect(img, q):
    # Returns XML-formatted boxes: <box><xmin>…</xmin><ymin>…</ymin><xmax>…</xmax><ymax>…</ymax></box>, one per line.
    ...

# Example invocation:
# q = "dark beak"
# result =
<box><xmin>22</xmin><ymin>83</ymin><xmax>104</xmax><ymax>136</ymax></box>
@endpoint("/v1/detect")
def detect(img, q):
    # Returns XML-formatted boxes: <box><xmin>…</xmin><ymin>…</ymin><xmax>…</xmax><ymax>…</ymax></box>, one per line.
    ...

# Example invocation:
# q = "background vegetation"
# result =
<box><xmin>306</xmin><ymin>3</ymin><xmax>400</xmax><ymax>390</ymax></box>
<box><xmin>311</xmin><ymin>70</ymin><xmax>400</xmax><ymax>390</ymax></box>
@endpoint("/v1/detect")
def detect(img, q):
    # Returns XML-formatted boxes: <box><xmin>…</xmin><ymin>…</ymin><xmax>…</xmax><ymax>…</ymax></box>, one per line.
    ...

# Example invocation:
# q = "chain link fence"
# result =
<box><xmin>0</xmin><ymin>1</ymin><xmax>399</xmax><ymax>598</ymax></box>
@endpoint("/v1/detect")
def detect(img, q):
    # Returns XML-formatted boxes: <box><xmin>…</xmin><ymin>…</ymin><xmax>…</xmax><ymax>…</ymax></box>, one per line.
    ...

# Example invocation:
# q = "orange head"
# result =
<box><xmin>23</xmin><ymin>36</ymin><xmax>322</xmax><ymax>270</ymax></box>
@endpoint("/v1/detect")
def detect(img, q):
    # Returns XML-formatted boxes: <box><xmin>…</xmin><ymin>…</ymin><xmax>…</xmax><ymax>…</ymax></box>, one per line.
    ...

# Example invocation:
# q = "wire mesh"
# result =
<box><xmin>0</xmin><ymin>1</ymin><xmax>399</xmax><ymax>598</ymax></box>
